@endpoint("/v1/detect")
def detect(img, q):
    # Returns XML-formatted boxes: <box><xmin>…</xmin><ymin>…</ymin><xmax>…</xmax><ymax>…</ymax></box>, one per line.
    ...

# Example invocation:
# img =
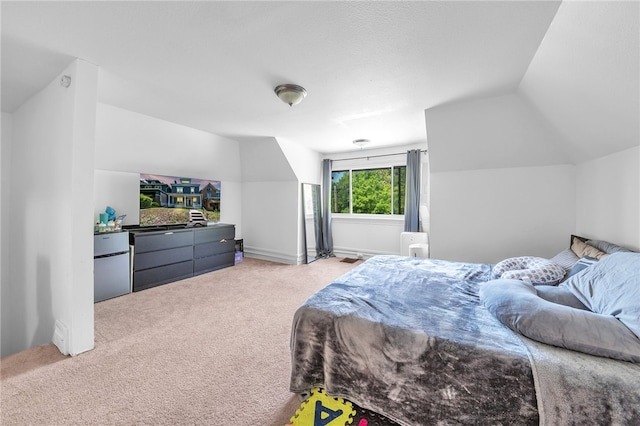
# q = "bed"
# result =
<box><xmin>289</xmin><ymin>237</ymin><xmax>640</xmax><ymax>425</ymax></box>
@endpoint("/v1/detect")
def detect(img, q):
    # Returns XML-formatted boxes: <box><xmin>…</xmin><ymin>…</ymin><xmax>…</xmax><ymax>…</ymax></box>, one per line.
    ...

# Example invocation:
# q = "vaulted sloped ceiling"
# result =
<box><xmin>519</xmin><ymin>0</ymin><xmax>639</xmax><ymax>164</ymax></box>
<box><xmin>426</xmin><ymin>0</ymin><xmax>639</xmax><ymax>172</ymax></box>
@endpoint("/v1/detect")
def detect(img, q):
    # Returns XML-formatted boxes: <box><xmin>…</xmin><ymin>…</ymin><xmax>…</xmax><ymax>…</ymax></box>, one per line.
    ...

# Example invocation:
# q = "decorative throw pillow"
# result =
<box><xmin>493</xmin><ymin>256</ymin><xmax>566</xmax><ymax>285</ymax></box>
<box><xmin>562</xmin><ymin>252</ymin><xmax>640</xmax><ymax>339</ymax></box>
<box><xmin>480</xmin><ymin>279</ymin><xmax>640</xmax><ymax>363</ymax></box>
<box><xmin>571</xmin><ymin>237</ymin><xmax>607</xmax><ymax>260</ymax></box>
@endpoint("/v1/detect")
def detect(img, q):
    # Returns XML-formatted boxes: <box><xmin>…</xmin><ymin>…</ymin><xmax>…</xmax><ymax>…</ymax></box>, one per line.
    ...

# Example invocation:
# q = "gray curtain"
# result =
<box><xmin>319</xmin><ymin>159</ymin><xmax>335</xmax><ymax>257</ymax></box>
<box><xmin>404</xmin><ymin>149</ymin><xmax>421</xmax><ymax>232</ymax></box>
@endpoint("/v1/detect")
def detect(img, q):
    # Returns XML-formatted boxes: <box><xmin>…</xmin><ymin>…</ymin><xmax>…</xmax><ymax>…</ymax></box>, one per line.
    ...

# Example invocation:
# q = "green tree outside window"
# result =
<box><xmin>331</xmin><ymin>166</ymin><xmax>406</xmax><ymax>215</ymax></box>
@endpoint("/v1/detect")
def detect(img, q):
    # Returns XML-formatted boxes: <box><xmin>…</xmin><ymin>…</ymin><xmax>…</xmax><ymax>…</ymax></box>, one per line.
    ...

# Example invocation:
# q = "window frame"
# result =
<box><xmin>330</xmin><ymin>156</ymin><xmax>407</xmax><ymax>219</ymax></box>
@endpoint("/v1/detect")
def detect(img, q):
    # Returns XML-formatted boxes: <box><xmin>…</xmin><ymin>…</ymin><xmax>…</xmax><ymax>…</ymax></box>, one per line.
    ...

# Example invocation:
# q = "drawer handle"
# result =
<box><xmin>220</xmin><ymin>239</ymin><xmax>227</xmax><ymax>243</ymax></box>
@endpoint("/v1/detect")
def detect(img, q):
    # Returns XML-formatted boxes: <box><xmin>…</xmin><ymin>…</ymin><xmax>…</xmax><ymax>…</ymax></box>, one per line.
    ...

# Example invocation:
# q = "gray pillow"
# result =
<box><xmin>561</xmin><ymin>252</ymin><xmax>640</xmax><ymax>339</ymax></box>
<box><xmin>534</xmin><ymin>285</ymin><xmax>588</xmax><ymax>310</ymax></box>
<box><xmin>480</xmin><ymin>279</ymin><xmax>640</xmax><ymax>363</ymax></box>
<box><xmin>550</xmin><ymin>248</ymin><xmax>580</xmax><ymax>271</ymax></box>
<box><xmin>586</xmin><ymin>239</ymin><xmax>632</xmax><ymax>254</ymax></box>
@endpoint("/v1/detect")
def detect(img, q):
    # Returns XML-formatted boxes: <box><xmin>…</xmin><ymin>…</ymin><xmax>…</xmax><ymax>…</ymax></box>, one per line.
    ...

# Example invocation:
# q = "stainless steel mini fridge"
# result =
<box><xmin>94</xmin><ymin>232</ymin><xmax>130</xmax><ymax>303</ymax></box>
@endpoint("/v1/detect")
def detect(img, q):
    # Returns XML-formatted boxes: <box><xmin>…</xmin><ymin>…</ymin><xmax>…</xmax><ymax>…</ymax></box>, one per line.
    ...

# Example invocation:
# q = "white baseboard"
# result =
<box><xmin>244</xmin><ymin>246</ymin><xmax>398</xmax><ymax>264</ymax></box>
<box><xmin>332</xmin><ymin>246</ymin><xmax>398</xmax><ymax>260</ymax></box>
<box><xmin>243</xmin><ymin>246</ymin><xmax>299</xmax><ymax>265</ymax></box>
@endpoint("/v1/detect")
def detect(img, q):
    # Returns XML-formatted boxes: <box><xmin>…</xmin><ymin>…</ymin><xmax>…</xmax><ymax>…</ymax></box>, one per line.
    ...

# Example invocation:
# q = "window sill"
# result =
<box><xmin>331</xmin><ymin>214</ymin><xmax>404</xmax><ymax>226</ymax></box>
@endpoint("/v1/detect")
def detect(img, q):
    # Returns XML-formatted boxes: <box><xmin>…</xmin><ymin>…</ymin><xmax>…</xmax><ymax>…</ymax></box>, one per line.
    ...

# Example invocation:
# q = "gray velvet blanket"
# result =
<box><xmin>522</xmin><ymin>336</ymin><xmax>640</xmax><ymax>425</ymax></box>
<box><xmin>290</xmin><ymin>256</ymin><xmax>538</xmax><ymax>425</ymax></box>
<box><xmin>290</xmin><ymin>255</ymin><xmax>640</xmax><ymax>425</ymax></box>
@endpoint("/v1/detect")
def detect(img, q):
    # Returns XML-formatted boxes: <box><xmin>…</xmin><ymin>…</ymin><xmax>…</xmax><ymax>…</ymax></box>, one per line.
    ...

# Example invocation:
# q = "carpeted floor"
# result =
<box><xmin>1</xmin><ymin>257</ymin><xmax>361</xmax><ymax>425</ymax></box>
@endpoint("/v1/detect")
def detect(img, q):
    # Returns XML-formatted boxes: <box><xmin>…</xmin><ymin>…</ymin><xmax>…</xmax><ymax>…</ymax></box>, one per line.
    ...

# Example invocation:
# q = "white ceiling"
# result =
<box><xmin>1</xmin><ymin>1</ymin><xmax>563</xmax><ymax>154</ymax></box>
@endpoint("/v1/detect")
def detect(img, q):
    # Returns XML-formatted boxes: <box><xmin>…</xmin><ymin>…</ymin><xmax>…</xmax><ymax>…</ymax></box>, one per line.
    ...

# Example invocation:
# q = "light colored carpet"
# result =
<box><xmin>1</xmin><ymin>257</ymin><xmax>360</xmax><ymax>425</ymax></box>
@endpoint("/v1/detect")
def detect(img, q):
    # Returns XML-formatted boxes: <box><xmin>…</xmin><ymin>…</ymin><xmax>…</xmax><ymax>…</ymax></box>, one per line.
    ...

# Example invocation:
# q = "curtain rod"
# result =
<box><xmin>330</xmin><ymin>149</ymin><xmax>427</xmax><ymax>163</ymax></box>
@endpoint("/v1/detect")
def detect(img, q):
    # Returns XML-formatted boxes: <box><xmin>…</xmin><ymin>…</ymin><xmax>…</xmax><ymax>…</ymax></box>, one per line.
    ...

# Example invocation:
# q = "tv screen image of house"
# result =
<box><xmin>139</xmin><ymin>173</ymin><xmax>221</xmax><ymax>226</ymax></box>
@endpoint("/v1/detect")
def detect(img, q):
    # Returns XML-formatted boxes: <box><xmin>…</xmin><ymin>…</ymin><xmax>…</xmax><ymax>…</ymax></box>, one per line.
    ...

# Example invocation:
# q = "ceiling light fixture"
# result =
<box><xmin>353</xmin><ymin>139</ymin><xmax>370</xmax><ymax>149</ymax></box>
<box><xmin>274</xmin><ymin>84</ymin><xmax>307</xmax><ymax>106</ymax></box>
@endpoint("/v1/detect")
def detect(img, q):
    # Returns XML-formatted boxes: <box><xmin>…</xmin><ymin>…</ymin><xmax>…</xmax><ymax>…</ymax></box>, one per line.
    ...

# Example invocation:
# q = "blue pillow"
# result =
<box><xmin>562</xmin><ymin>252</ymin><xmax>640</xmax><ymax>339</ymax></box>
<box><xmin>566</xmin><ymin>256</ymin><xmax>598</xmax><ymax>278</ymax></box>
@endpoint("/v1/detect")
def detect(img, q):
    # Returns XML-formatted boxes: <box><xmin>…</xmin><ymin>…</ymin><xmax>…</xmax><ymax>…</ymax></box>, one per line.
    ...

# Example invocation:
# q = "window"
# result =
<box><xmin>331</xmin><ymin>166</ymin><xmax>406</xmax><ymax>215</ymax></box>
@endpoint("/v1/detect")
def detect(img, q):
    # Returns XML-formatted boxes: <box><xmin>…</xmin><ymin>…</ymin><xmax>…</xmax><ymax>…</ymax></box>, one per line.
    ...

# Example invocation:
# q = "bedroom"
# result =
<box><xmin>1</xmin><ymin>1</ymin><xmax>638</xmax><ymax>421</ymax></box>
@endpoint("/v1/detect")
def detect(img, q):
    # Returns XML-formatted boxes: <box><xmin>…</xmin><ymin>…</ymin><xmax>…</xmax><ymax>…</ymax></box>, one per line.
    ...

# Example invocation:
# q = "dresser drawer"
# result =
<box><xmin>134</xmin><ymin>245</ymin><xmax>193</xmax><ymax>271</ymax></box>
<box><xmin>133</xmin><ymin>260</ymin><xmax>193</xmax><ymax>292</ymax></box>
<box><xmin>133</xmin><ymin>230</ymin><xmax>193</xmax><ymax>253</ymax></box>
<box><xmin>194</xmin><ymin>252</ymin><xmax>235</xmax><ymax>276</ymax></box>
<box><xmin>193</xmin><ymin>225</ymin><xmax>235</xmax><ymax>244</ymax></box>
<box><xmin>194</xmin><ymin>239</ymin><xmax>235</xmax><ymax>258</ymax></box>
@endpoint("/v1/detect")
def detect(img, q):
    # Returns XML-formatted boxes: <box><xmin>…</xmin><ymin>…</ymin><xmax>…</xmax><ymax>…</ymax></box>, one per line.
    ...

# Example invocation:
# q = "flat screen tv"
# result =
<box><xmin>139</xmin><ymin>173</ymin><xmax>221</xmax><ymax>227</ymax></box>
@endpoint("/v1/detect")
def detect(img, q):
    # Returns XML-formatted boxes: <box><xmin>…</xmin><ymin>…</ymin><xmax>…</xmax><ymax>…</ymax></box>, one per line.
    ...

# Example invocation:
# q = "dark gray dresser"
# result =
<box><xmin>129</xmin><ymin>224</ymin><xmax>235</xmax><ymax>292</ymax></box>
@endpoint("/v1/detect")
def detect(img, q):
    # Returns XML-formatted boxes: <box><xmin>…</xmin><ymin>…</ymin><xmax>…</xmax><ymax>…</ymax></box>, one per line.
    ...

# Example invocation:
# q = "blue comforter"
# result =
<box><xmin>290</xmin><ymin>255</ymin><xmax>538</xmax><ymax>426</ymax></box>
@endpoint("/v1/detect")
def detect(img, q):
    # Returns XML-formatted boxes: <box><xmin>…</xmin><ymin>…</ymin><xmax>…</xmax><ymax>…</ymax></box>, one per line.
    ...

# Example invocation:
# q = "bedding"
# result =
<box><xmin>290</xmin><ymin>254</ymin><xmax>640</xmax><ymax>426</ymax></box>
<box><xmin>562</xmin><ymin>252</ymin><xmax>640</xmax><ymax>338</ymax></box>
<box><xmin>290</xmin><ymin>256</ymin><xmax>537</xmax><ymax>425</ymax></box>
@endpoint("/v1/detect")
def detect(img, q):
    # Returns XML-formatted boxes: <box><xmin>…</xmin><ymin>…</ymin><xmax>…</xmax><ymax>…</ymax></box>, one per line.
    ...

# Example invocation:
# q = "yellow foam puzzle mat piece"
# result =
<box><xmin>290</xmin><ymin>388</ymin><xmax>357</xmax><ymax>426</ymax></box>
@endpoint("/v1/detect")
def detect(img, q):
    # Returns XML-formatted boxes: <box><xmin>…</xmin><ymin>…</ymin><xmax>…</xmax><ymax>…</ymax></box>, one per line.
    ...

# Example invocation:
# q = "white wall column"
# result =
<box><xmin>3</xmin><ymin>59</ymin><xmax>98</xmax><ymax>357</ymax></box>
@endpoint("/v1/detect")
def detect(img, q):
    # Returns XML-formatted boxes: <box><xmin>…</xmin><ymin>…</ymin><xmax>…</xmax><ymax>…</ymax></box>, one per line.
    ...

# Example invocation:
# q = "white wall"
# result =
<box><xmin>575</xmin><ymin>146</ymin><xmax>640</xmax><ymax>251</ymax></box>
<box><xmin>241</xmin><ymin>180</ymin><xmax>300</xmax><ymax>264</ymax></box>
<box><xmin>1</xmin><ymin>112</ymin><xmax>12</xmax><ymax>356</ymax></box>
<box><xmin>237</xmin><ymin>137</ymin><xmax>301</xmax><ymax>263</ymax></box>
<box><xmin>276</xmin><ymin>137</ymin><xmax>323</xmax><ymax>262</ymax></box>
<box><xmin>425</xmin><ymin>93</ymin><xmax>579</xmax><ymax>263</ymax></box>
<box><xmin>2</xmin><ymin>59</ymin><xmax>98</xmax><ymax>357</ymax></box>
<box><xmin>93</xmin><ymin>170</ymin><xmax>140</xmax><ymax>227</ymax></box>
<box><xmin>426</xmin><ymin>93</ymin><xmax>569</xmax><ymax>173</ymax></box>
<box><xmin>332</xmin><ymin>217</ymin><xmax>405</xmax><ymax>258</ymax></box>
<box><xmin>94</xmin><ymin>103</ymin><xmax>243</xmax><ymax>237</ymax></box>
<box><xmin>430</xmin><ymin>165</ymin><xmax>575</xmax><ymax>263</ymax></box>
